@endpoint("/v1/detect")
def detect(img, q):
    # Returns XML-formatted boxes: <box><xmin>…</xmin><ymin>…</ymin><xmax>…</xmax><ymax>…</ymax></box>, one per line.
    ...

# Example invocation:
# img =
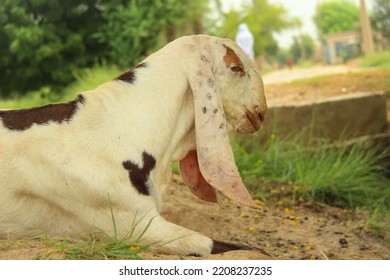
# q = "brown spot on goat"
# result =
<box><xmin>223</xmin><ymin>46</ymin><xmax>245</xmax><ymax>77</ymax></box>
<box><xmin>0</xmin><ymin>95</ymin><xmax>85</xmax><ymax>131</ymax></box>
<box><xmin>123</xmin><ymin>151</ymin><xmax>156</xmax><ymax>196</ymax></box>
<box><xmin>116</xmin><ymin>62</ymin><xmax>147</xmax><ymax>84</ymax></box>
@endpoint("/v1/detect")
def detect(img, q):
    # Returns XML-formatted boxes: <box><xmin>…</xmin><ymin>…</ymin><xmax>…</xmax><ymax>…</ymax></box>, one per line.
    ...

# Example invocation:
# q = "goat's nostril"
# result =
<box><xmin>258</xmin><ymin>113</ymin><xmax>265</xmax><ymax>122</ymax></box>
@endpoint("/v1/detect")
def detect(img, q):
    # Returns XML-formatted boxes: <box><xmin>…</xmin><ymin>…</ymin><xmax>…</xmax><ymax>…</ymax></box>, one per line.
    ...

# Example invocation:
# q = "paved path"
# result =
<box><xmin>262</xmin><ymin>65</ymin><xmax>361</xmax><ymax>84</ymax></box>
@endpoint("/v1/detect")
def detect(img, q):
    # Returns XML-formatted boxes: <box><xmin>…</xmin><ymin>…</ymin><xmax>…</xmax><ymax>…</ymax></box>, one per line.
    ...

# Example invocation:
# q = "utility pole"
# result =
<box><xmin>360</xmin><ymin>0</ymin><xmax>375</xmax><ymax>54</ymax></box>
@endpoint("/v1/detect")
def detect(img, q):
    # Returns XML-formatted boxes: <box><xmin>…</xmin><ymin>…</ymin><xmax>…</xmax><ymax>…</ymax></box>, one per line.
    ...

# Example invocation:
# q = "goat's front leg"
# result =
<box><xmin>138</xmin><ymin>215</ymin><xmax>249</xmax><ymax>256</ymax></box>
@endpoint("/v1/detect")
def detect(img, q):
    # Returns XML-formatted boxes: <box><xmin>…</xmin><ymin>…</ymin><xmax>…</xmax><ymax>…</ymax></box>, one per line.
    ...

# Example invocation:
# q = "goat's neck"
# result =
<box><xmin>80</xmin><ymin>65</ymin><xmax>196</xmax><ymax>171</ymax></box>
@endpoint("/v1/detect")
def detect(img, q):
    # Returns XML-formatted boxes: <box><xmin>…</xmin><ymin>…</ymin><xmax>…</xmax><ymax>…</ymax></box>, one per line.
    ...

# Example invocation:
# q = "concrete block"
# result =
<box><xmin>262</xmin><ymin>92</ymin><xmax>388</xmax><ymax>141</ymax></box>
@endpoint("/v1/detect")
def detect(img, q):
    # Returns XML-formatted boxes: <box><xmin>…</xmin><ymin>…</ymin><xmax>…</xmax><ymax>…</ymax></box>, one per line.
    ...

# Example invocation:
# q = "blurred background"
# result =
<box><xmin>0</xmin><ymin>0</ymin><xmax>388</xmax><ymax>102</ymax></box>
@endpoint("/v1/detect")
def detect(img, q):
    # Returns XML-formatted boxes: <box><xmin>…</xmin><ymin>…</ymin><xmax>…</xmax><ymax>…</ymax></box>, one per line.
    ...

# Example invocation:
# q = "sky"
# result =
<box><xmin>222</xmin><ymin>0</ymin><xmax>375</xmax><ymax>49</ymax></box>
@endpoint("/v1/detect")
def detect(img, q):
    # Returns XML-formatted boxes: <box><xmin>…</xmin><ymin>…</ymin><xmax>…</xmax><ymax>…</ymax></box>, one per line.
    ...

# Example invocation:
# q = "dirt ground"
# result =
<box><xmin>1</xmin><ymin>67</ymin><xmax>389</xmax><ymax>260</ymax></box>
<box><xmin>142</xmin><ymin>176</ymin><xmax>390</xmax><ymax>260</ymax></box>
<box><xmin>263</xmin><ymin>68</ymin><xmax>390</xmax><ymax>107</ymax></box>
<box><xmin>1</xmin><ymin>175</ymin><xmax>388</xmax><ymax>260</ymax></box>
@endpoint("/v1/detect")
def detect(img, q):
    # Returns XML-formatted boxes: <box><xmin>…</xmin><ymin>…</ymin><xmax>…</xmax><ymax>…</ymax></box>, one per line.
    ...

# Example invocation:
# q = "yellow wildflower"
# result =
<box><xmin>255</xmin><ymin>199</ymin><xmax>263</xmax><ymax>205</ymax></box>
<box><xmin>129</xmin><ymin>246</ymin><xmax>140</xmax><ymax>252</ymax></box>
<box><xmin>290</xmin><ymin>221</ymin><xmax>297</xmax><ymax>227</ymax></box>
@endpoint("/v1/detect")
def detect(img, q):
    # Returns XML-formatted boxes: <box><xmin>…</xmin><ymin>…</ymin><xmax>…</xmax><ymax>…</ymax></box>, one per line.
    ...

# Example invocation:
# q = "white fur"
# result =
<box><xmin>0</xmin><ymin>35</ymin><xmax>266</xmax><ymax>256</ymax></box>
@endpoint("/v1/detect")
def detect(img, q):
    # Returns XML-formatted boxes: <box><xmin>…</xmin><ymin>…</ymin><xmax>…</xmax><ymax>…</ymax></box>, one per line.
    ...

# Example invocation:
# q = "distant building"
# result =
<box><xmin>323</xmin><ymin>31</ymin><xmax>361</xmax><ymax>64</ymax></box>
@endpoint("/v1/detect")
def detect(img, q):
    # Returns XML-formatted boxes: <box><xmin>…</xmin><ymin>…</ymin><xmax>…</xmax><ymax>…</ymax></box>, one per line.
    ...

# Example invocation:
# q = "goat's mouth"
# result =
<box><xmin>235</xmin><ymin>106</ymin><xmax>265</xmax><ymax>134</ymax></box>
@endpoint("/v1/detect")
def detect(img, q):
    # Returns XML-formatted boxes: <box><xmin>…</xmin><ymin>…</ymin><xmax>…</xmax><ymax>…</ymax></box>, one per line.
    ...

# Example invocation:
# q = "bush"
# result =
<box><xmin>0</xmin><ymin>0</ymin><xmax>206</xmax><ymax>97</ymax></box>
<box><xmin>0</xmin><ymin>0</ymin><xmax>108</xmax><ymax>97</ymax></box>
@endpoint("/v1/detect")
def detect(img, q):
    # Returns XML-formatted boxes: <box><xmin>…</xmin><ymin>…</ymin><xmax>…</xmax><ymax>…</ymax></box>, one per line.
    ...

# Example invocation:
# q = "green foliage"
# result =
<box><xmin>314</xmin><ymin>0</ymin><xmax>360</xmax><ymax>35</ymax></box>
<box><xmin>233</xmin><ymin>133</ymin><xmax>390</xmax><ymax>213</ymax></box>
<box><xmin>289</xmin><ymin>34</ymin><xmax>316</xmax><ymax>62</ymax></box>
<box><xmin>0</xmin><ymin>0</ymin><xmax>107</xmax><ymax>97</ymax></box>
<box><xmin>359</xmin><ymin>51</ymin><xmax>390</xmax><ymax>69</ymax></box>
<box><xmin>371</xmin><ymin>0</ymin><xmax>390</xmax><ymax>42</ymax></box>
<box><xmin>95</xmin><ymin>0</ymin><xmax>203</xmax><ymax>68</ymax></box>
<box><xmin>0</xmin><ymin>0</ymin><xmax>208</xmax><ymax>98</ymax></box>
<box><xmin>216</xmin><ymin>0</ymin><xmax>291</xmax><ymax>57</ymax></box>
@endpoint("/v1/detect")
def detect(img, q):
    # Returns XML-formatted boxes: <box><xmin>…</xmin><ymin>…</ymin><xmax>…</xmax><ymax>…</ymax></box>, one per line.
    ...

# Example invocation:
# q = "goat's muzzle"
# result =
<box><xmin>244</xmin><ymin>106</ymin><xmax>265</xmax><ymax>132</ymax></box>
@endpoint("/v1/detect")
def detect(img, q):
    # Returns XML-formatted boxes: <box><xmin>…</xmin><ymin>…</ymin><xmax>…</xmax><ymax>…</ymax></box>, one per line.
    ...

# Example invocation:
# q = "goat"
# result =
<box><xmin>0</xmin><ymin>35</ymin><xmax>267</xmax><ymax>256</ymax></box>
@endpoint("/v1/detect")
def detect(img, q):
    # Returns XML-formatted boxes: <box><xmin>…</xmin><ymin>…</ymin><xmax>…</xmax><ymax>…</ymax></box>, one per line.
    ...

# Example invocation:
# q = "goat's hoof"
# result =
<box><xmin>211</xmin><ymin>240</ymin><xmax>270</xmax><ymax>256</ymax></box>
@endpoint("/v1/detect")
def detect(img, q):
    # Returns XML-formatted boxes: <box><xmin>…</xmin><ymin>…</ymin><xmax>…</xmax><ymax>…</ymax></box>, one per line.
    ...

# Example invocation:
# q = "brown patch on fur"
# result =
<box><xmin>116</xmin><ymin>62</ymin><xmax>147</xmax><ymax>84</ymax></box>
<box><xmin>0</xmin><ymin>95</ymin><xmax>85</xmax><ymax>131</ymax></box>
<box><xmin>223</xmin><ymin>46</ymin><xmax>245</xmax><ymax>77</ymax></box>
<box><xmin>123</xmin><ymin>151</ymin><xmax>156</xmax><ymax>196</ymax></box>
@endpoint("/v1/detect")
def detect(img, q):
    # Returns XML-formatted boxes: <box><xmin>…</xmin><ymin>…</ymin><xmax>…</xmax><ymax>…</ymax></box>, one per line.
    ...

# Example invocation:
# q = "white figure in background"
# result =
<box><xmin>235</xmin><ymin>23</ymin><xmax>255</xmax><ymax>60</ymax></box>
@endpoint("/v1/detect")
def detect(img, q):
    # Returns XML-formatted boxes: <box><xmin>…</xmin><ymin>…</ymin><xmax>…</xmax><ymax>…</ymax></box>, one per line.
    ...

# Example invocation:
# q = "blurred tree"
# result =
<box><xmin>164</xmin><ymin>0</ymin><xmax>209</xmax><ymax>42</ymax></box>
<box><xmin>371</xmin><ymin>0</ymin><xmax>390</xmax><ymax>42</ymax></box>
<box><xmin>313</xmin><ymin>0</ymin><xmax>360</xmax><ymax>35</ymax></box>
<box><xmin>289</xmin><ymin>34</ymin><xmax>315</xmax><ymax>62</ymax></box>
<box><xmin>216</xmin><ymin>0</ymin><xmax>290</xmax><ymax>57</ymax></box>
<box><xmin>96</xmin><ymin>0</ymin><xmax>208</xmax><ymax>69</ymax></box>
<box><xmin>0</xmin><ymin>0</ymin><xmax>106</xmax><ymax>97</ymax></box>
<box><xmin>0</xmin><ymin>0</ymin><xmax>209</xmax><ymax>97</ymax></box>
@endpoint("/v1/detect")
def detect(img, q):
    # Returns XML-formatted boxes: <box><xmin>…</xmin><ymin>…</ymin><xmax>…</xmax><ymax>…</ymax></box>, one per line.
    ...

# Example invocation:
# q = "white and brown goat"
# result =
<box><xmin>0</xmin><ymin>35</ymin><xmax>267</xmax><ymax>256</ymax></box>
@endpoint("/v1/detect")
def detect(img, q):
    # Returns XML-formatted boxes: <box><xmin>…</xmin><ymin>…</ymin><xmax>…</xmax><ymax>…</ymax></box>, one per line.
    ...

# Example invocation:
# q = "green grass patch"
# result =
<box><xmin>359</xmin><ymin>51</ymin><xmax>390</xmax><ymax>69</ymax></box>
<box><xmin>233</xmin><ymin>132</ymin><xmax>390</xmax><ymax>229</ymax></box>
<box><xmin>295</xmin><ymin>59</ymin><xmax>317</xmax><ymax>68</ymax></box>
<box><xmin>62</xmin><ymin>64</ymin><xmax>121</xmax><ymax>98</ymax></box>
<box><xmin>0</xmin><ymin>197</ymin><xmax>157</xmax><ymax>260</ymax></box>
<box><xmin>0</xmin><ymin>86</ymin><xmax>65</xmax><ymax>109</ymax></box>
<box><xmin>36</xmin><ymin>235</ymin><xmax>145</xmax><ymax>260</ymax></box>
<box><xmin>0</xmin><ymin>64</ymin><xmax>121</xmax><ymax>109</ymax></box>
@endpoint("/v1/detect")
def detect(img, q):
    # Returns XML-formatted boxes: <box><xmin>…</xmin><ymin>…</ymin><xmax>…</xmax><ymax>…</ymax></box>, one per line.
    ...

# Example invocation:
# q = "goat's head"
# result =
<box><xmin>212</xmin><ymin>38</ymin><xmax>266</xmax><ymax>134</ymax></box>
<box><xmin>179</xmin><ymin>35</ymin><xmax>267</xmax><ymax>208</ymax></box>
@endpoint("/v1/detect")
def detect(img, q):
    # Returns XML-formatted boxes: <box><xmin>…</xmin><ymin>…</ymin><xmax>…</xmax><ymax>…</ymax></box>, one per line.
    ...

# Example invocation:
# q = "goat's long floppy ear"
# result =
<box><xmin>182</xmin><ymin>37</ymin><xmax>256</xmax><ymax>207</ymax></box>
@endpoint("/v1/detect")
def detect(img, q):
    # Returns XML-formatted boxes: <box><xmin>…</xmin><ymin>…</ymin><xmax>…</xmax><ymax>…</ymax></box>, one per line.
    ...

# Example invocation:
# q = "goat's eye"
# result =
<box><xmin>231</xmin><ymin>66</ymin><xmax>243</xmax><ymax>73</ymax></box>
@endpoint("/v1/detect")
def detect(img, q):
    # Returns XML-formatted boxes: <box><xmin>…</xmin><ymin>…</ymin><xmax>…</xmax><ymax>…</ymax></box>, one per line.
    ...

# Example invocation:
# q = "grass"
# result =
<box><xmin>0</xmin><ymin>229</ymin><xmax>149</xmax><ymax>260</ymax></box>
<box><xmin>35</xmin><ymin>235</ymin><xmax>145</xmax><ymax>260</ymax></box>
<box><xmin>359</xmin><ymin>51</ymin><xmax>390</xmax><ymax>69</ymax></box>
<box><xmin>295</xmin><ymin>59</ymin><xmax>317</xmax><ymax>68</ymax></box>
<box><xmin>62</xmin><ymin>64</ymin><xmax>121</xmax><ymax>98</ymax></box>
<box><xmin>233</xmin><ymin>132</ymin><xmax>390</xmax><ymax>230</ymax></box>
<box><xmin>0</xmin><ymin>198</ymin><xmax>157</xmax><ymax>260</ymax></box>
<box><xmin>0</xmin><ymin>64</ymin><xmax>121</xmax><ymax>109</ymax></box>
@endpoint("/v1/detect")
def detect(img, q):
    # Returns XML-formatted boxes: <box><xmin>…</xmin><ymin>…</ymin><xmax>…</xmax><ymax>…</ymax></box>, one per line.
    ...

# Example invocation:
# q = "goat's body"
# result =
<box><xmin>0</xmin><ymin>35</ymin><xmax>267</xmax><ymax>256</ymax></box>
<box><xmin>0</xmin><ymin>46</ymin><xmax>211</xmax><ymax>255</ymax></box>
